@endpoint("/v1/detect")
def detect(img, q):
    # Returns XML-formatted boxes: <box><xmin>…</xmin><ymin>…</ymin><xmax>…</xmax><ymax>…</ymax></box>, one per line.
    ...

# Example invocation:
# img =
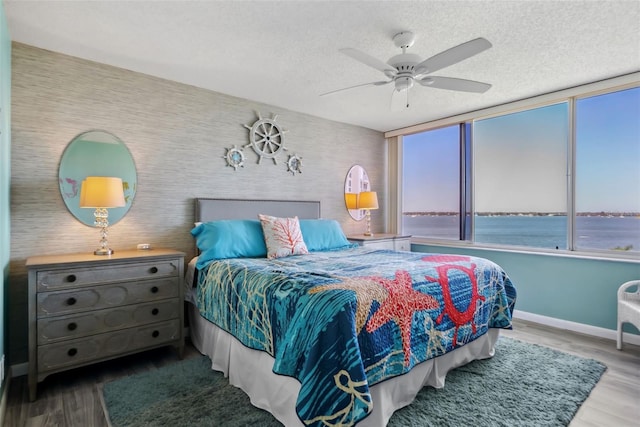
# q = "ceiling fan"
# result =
<box><xmin>322</xmin><ymin>31</ymin><xmax>493</xmax><ymax>107</ymax></box>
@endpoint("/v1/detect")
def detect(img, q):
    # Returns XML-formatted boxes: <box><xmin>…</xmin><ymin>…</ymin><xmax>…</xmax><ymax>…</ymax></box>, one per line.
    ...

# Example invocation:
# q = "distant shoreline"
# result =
<box><xmin>403</xmin><ymin>212</ymin><xmax>640</xmax><ymax>217</ymax></box>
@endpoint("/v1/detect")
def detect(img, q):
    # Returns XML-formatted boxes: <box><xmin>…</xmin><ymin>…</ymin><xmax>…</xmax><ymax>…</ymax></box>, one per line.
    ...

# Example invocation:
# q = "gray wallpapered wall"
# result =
<box><xmin>9</xmin><ymin>42</ymin><xmax>387</xmax><ymax>364</ymax></box>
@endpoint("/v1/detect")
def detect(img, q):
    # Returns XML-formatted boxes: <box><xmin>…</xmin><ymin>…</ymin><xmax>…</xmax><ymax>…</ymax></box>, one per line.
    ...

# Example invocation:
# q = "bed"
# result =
<box><xmin>186</xmin><ymin>198</ymin><xmax>516</xmax><ymax>426</ymax></box>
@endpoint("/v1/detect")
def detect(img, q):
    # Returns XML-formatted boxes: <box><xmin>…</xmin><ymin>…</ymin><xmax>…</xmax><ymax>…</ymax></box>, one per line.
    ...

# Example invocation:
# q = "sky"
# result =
<box><xmin>403</xmin><ymin>86</ymin><xmax>640</xmax><ymax>213</ymax></box>
<box><xmin>403</xmin><ymin>125</ymin><xmax>460</xmax><ymax>212</ymax></box>
<box><xmin>575</xmin><ymin>87</ymin><xmax>640</xmax><ymax>212</ymax></box>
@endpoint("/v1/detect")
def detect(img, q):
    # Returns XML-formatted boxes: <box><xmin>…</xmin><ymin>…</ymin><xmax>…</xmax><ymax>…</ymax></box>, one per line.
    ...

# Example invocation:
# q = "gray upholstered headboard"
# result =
<box><xmin>195</xmin><ymin>198</ymin><xmax>321</xmax><ymax>223</ymax></box>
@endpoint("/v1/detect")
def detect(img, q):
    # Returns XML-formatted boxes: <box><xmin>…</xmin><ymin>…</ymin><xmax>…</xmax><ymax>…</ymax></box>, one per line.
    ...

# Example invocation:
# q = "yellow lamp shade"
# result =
<box><xmin>345</xmin><ymin>193</ymin><xmax>358</xmax><ymax>210</ymax></box>
<box><xmin>79</xmin><ymin>176</ymin><xmax>126</xmax><ymax>208</ymax></box>
<box><xmin>357</xmin><ymin>191</ymin><xmax>379</xmax><ymax>210</ymax></box>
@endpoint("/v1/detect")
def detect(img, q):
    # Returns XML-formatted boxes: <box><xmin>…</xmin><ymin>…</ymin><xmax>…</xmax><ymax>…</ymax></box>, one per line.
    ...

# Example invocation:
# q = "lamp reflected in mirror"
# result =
<box><xmin>345</xmin><ymin>193</ymin><xmax>358</xmax><ymax>210</ymax></box>
<box><xmin>80</xmin><ymin>176</ymin><xmax>126</xmax><ymax>255</ymax></box>
<box><xmin>357</xmin><ymin>191</ymin><xmax>379</xmax><ymax>236</ymax></box>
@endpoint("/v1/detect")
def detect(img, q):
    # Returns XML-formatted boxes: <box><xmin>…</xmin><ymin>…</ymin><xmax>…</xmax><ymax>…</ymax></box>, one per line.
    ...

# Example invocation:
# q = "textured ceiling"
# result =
<box><xmin>5</xmin><ymin>1</ymin><xmax>640</xmax><ymax>132</ymax></box>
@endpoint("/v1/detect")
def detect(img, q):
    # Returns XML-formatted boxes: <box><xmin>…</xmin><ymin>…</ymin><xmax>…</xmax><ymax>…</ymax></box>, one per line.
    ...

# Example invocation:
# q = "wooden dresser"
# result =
<box><xmin>347</xmin><ymin>234</ymin><xmax>412</xmax><ymax>251</ymax></box>
<box><xmin>26</xmin><ymin>248</ymin><xmax>185</xmax><ymax>401</ymax></box>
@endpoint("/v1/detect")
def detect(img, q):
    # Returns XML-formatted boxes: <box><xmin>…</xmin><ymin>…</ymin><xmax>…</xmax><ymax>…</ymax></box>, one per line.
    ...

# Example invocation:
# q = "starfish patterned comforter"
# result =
<box><xmin>195</xmin><ymin>247</ymin><xmax>516</xmax><ymax>426</ymax></box>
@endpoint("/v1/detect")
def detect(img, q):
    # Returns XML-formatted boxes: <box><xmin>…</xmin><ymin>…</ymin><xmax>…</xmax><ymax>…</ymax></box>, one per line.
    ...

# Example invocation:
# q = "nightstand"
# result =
<box><xmin>26</xmin><ymin>248</ymin><xmax>185</xmax><ymax>401</ymax></box>
<box><xmin>348</xmin><ymin>234</ymin><xmax>411</xmax><ymax>251</ymax></box>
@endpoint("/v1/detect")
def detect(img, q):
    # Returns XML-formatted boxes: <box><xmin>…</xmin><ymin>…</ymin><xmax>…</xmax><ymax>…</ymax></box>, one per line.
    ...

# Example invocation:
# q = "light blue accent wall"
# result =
<box><xmin>412</xmin><ymin>244</ymin><xmax>640</xmax><ymax>334</ymax></box>
<box><xmin>0</xmin><ymin>0</ymin><xmax>11</xmax><ymax>393</ymax></box>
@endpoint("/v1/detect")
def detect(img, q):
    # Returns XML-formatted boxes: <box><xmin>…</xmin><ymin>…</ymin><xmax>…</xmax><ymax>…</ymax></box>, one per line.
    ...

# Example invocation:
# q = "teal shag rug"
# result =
<box><xmin>101</xmin><ymin>337</ymin><xmax>606</xmax><ymax>426</ymax></box>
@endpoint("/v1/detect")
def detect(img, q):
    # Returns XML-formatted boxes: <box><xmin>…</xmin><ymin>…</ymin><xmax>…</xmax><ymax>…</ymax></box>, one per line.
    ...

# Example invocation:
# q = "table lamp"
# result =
<box><xmin>357</xmin><ymin>191</ymin><xmax>379</xmax><ymax>236</ymax></box>
<box><xmin>80</xmin><ymin>176</ymin><xmax>126</xmax><ymax>255</ymax></box>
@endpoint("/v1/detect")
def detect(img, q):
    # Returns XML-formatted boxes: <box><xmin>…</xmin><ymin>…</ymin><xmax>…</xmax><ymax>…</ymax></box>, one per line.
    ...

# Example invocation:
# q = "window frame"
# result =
<box><xmin>390</xmin><ymin>73</ymin><xmax>640</xmax><ymax>261</ymax></box>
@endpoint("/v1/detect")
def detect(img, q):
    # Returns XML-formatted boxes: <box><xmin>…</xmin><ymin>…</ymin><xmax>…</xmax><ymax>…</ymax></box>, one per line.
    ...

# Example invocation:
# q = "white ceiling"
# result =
<box><xmin>5</xmin><ymin>1</ymin><xmax>640</xmax><ymax>133</ymax></box>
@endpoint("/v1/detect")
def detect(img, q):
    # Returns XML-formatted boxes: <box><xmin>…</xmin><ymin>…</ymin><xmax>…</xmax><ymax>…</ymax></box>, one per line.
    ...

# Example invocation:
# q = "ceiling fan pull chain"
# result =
<box><xmin>406</xmin><ymin>77</ymin><xmax>410</xmax><ymax>108</ymax></box>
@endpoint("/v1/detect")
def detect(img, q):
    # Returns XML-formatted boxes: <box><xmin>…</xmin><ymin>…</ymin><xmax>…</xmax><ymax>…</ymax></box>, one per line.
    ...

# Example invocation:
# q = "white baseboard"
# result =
<box><xmin>514</xmin><ymin>309</ymin><xmax>640</xmax><ymax>346</ymax></box>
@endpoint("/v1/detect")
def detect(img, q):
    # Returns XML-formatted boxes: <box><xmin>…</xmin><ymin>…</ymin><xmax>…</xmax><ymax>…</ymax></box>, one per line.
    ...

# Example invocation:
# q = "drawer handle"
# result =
<box><xmin>67</xmin><ymin>348</ymin><xmax>78</xmax><ymax>357</ymax></box>
<box><xmin>150</xmin><ymin>286</ymin><xmax>159</xmax><ymax>294</ymax></box>
<box><xmin>67</xmin><ymin>322</ymin><xmax>77</xmax><ymax>331</ymax></box>
<box><xmin>152</xmin><ymin>330</ymin><xmax>160</xmax><ymax>338</ymax></box>
<box><xmin>65</xmin><ymin>274</ymin><xmax>77</xmax><ymax>283</ymax></box>
<box><xmin>66</xmin><ymin>297</ymin><xmax>77</xmax><ymax>306</ymax></box>
<box><xmin>149</xmin><ymin>267</ymin><xmax>159</xmax><ymax>274</ymax></box>
<box><xmin>152</xmin><ymin>308</ymin><xmax>159</xmax><ymax>316</ymax></box>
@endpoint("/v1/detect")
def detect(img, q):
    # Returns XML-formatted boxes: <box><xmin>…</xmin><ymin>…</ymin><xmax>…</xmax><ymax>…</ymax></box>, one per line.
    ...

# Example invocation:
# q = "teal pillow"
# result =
<box><xmin>299</xmin><ymin>219</ymin><xmax>354</xmax><ymax>252</ymax></box>
<box><xmin>191</xmin><ymin>220</ymin><xmax>267</xmax><ymax>269</ymax></box>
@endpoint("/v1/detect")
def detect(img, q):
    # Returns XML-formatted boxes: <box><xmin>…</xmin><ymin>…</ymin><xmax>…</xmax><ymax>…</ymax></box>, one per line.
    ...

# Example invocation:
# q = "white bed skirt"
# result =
<box><xmin>188</xmin><ymin>303</ymin><xmax>499</xmax><ymax>426</ymax></box>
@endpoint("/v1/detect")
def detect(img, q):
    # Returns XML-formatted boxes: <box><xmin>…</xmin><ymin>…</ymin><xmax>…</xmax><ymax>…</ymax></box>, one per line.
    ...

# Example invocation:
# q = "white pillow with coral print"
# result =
<box><xmin>258</xmin><ymin>214</ymin><xmax>309</xmax><ymax>259</ymax></box>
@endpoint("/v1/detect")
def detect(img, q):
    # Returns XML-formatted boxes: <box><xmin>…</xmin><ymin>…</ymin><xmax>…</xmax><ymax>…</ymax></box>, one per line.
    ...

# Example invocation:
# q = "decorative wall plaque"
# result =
<box><xmin>244</xmin><ymin>112</ymin><xmax>289</xmax><ymax>165</ymax></box>
<box><xmin>222</xmin><ymin>145</ymin><xmax>245</xmax><ymax>171</ymax></box>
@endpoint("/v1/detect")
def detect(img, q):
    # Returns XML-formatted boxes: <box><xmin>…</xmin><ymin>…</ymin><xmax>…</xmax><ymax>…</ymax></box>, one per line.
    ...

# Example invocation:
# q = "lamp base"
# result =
<box><xmin>364</xmin><ymin>210</ymin><xmax>374</xmax><ymax>237</ymax></box>
<box><xmin>94</xmin><ymin>248</ymin><xmax>114</xmax><ymax>256</ymax></box>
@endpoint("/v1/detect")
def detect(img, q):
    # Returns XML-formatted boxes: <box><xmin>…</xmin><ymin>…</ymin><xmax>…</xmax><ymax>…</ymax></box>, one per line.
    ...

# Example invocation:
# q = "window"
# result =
<box><xmin>398</xmin><ymin>79</ymin><xmax>639</xmax><ymax>257</ymax></box>
<box><xmin>575</xmin><ymin>87</ymin><xmax>640</xmax><ymax>253</ymax></box>
<box><xmin>402</xmin><ymin>125</ymin><xmax>461</xmax><ymax>240</ymax></box>
<box><xmin>473</xmin><ymin>103</ymin><xmax>569</xmax><ymax>249</ymax></box>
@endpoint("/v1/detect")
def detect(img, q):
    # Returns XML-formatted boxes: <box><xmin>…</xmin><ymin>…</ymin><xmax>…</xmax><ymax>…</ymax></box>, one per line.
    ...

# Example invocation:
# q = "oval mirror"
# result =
<box><xmin>344</xmin><ymin>165</ymin><xmax>371</xmax><ymax>221</ymax></box>
<box><xmin>59</xmin><ymin>130</ymin><xmax>136</xmax><ymax>226</ymax></box>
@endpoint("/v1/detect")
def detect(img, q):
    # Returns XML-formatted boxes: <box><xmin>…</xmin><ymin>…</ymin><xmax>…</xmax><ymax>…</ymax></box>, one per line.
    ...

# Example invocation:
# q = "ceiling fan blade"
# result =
<box><xmin>415</xmin><ymin>38</ymin><xmax>492</xmax><ymax>75</ymax></box>
<box><xmin>339</xmin><ymin>48</ymin><xmax>397</xmax><ymax>75</ymax></box>
<box><xmin>320</xmin><ymin>80</ymin><xmax>391</xmax><ymax>96</ymax></box>
<box><xmin>418</xmin><ymin>76</ymin><xmax>491</xmax><ymax>93</ymax></box>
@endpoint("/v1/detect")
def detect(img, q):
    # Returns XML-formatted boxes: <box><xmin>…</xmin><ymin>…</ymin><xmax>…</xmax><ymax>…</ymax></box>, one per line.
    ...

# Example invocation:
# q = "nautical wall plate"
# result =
<box><xmin>287</xmin><ymin>154</ymin><xmax>303</xmax><ymax>175</ymax></box>
<box><xmin>222</xmin><ymin>145</ymin><xmax>245</xmax><ymax>171</ymax></box>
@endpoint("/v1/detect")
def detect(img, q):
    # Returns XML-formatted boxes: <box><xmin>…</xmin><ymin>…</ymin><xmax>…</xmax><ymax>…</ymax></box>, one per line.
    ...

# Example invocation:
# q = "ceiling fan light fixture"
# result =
<box><xmin>395</xmin><ymin>77</ymin><xmax>414</xmax><ymax>92</ymax></box>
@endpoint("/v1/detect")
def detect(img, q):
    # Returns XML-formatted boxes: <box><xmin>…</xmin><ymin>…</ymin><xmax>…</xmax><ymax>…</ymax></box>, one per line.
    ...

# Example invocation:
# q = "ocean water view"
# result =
<box><xmin>402</xmin><ymin>214</ymin><xmax>640</xmax><ymax>253</ymax></box>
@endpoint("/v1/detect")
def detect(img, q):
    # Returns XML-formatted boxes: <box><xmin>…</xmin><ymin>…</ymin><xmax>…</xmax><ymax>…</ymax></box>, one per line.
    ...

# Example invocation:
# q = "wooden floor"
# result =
<box><xmin>3</xmin><ymin>319</ymin><xmax>639</xmax><ymax>427</ymax></box>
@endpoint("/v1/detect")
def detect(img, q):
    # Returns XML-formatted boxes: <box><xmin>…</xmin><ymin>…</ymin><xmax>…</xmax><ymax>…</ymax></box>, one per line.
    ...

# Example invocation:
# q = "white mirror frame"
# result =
<box><xmin>344</xmin><ymin>165</ymin><xmax>371</xmax><ymax>221</ymax></box>
<box><xmin>59</xmin><ymin>130</ymin><xmax>137</xmax><ymax>226</ymax></box>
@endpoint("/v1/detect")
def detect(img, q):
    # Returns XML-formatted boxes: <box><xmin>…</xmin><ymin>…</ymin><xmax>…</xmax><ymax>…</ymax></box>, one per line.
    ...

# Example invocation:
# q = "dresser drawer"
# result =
<box><xmin>37</xmin><ymin>298</ymin><xmax>180</xmax><ymax>344</ymax></box>
<box><xmin>362</xmin><ymin>240</ymin><xmax>395</xmax><ymax>250</ymax></box>
<box><xmin>36</xmin><ymin>259</ymin><xmax>180</xmax><ymax>292</ymax></box>
<box><xmin>394</xmin><ymin>238</ymin><xmax>411</xmax><ymax>251</ymax></box>
<box><xmin>348</xmin><ymin>234</ymin><xmax>411</xmax><ymax>252</ymax></box>
<box><xmin>38</xmin><ymin>319</ymin><xmax>181</xmax><ymax>373</ymax></box>
<box><xmin>37</xmin><ymin>277</ymin><xmax>179</xmax><ymax>317</ymax></box>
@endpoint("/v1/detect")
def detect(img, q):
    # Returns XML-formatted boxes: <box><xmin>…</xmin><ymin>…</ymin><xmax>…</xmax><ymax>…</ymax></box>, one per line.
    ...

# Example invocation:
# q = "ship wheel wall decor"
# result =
<box><xmin>222</xmin><ymin>145</ymin><xmax>245</xmax><ymax>171</ymax></box>
<box><xmin>244</xmin><ymin>112</ymin><xmax>289</xmax><ymax>165</ymax></box>
<box><xmin>287</xmin><ymin>154</ymin><xmax>303</xmax><ymax>175</ymax></box>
